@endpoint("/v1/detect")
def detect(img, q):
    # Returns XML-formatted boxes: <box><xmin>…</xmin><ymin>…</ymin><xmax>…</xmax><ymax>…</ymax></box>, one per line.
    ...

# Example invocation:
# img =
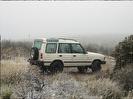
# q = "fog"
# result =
<box><xmin>0</xmin><ymin>1</ymin><xmax>133</xmax><ymax>47</ymax></box>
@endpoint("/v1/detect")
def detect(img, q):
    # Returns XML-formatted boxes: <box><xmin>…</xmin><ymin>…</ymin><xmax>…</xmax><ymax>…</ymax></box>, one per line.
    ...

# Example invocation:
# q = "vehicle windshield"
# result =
<box><xmin>33</xmin><ymin>40</ymin><xmax>42</xmax><ymax>49</ymax></box>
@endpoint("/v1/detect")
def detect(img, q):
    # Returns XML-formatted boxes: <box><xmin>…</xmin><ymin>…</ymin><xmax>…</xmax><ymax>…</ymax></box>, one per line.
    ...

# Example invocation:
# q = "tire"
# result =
<box><xmin>91</xmin><ymin>61</ymin><xmax>101</xmax><ymax>72</ymax></box>
<box><xmin>77</xmin><ymin>66</ymin><xmax>88</xmax><ymax>73</ymax></box>
<box><xmin>30</xmin><ymin>47</ymin><xmax>39</xmax><ymax>60</ymax></box>
<box><xmin>50</xmin><ymin>61</ymin><xmax>64</xmax><ymax>74</ymax></box>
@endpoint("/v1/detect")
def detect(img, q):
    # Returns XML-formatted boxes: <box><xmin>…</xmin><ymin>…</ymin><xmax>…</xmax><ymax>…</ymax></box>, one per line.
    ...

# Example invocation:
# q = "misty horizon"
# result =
<box><xmin>0</xmin><ymin>1</ymin><xmax>133</xmax><ymax>47</ymax></box>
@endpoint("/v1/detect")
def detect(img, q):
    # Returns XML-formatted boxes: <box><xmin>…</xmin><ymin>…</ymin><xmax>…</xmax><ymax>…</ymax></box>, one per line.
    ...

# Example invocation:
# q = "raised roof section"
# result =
<box><xmin>58</xmin><ymin>38</ymin><xmax>78</xmax><ymax>43</ymax></box>
<box><xmin>35</xmin><ymin>38</ymin><xmax>79</xmax><ymax>43</ymax></box>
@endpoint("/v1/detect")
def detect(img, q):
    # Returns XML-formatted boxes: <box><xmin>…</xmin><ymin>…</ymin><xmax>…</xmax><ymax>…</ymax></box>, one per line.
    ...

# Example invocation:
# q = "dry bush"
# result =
<box><xmin>11</xmin><ymin>80</ymin><xmax>33</xmax><ymax>99</ymax></box>
<box><xmin>111</xmin><ymin>35</ymin><xmax>133</xmax><ymax>96</ymax></box>
<box><xmin>0</xmin><ymin>57</ymin><xmax>123</xmax><ymax>99</ymax></box>
<box><xmin>86</xmin><ymin>78</ymin><xmax>122</xmax><ymax>99</ymax></box>
<box><xmin>1</xmin><ymin>57</ymin><xmax>28</xmax><ymax>84</ymax></box>
<box><xmin>0</xmin><ymin>85</ymin><xmax>12</xmax><ymax>99</ymax></box>
<box><xmin>49</xmin><ymin>73</ymin><xmax>119</xmax><ymax>98</ymax></box>
<box><xmin>112</xmin><ymin>64</ymin><xmax>133</xmax><ymax>93</ymax></box>
<box><xmin>12</xmin><ymin>73</ymin><xmax>90</xmax><ymax>99</ymax></box>
<box><xmin>0</xmin><ymin>57</ymin><xmax>28</xmax><ymax>99</ymax></box>
<box><xmin>12</xmin><ymin>73</ymin><xmax>122</xmax><ymax>99</ymax></box>
<box><xmin>113</xmin><ymin>35</ymin><xmax>133</xmax><ymax>70</ymax></box>
<box><xmin>124</xmin><ymin>90</ymin><xmax>133</xmax><ymax>99</ymax></box>
<box><xmin>1</xmin><ymin>40</ymin><xmax>32</xmax><ymax>59</ymax></box>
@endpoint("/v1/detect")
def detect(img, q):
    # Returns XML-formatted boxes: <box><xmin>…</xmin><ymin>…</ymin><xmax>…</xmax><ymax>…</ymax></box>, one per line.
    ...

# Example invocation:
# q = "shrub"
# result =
<box><xmin>0</xmin><ymin>58</ymin><xmax>28</xmax><ymax>99</ymax></box>
<box><xmin>112</xmin><ymin>35</ymin><xmax>133</xmax><ymax>95</ymax></box>
<box><xmin>113</xmin><ymin>35</ymin><xmax>133</xmax><ymax>70</ymax></box>
<box><xmin>1</xmin><ymin>40</ymin><xmax>32</xmax><ymax>59</ymax></box>
<box><xmin>0</xmin><ymin>85</ymin><xmax>12</xmax><ymax>99</ymax></box>
<box><xmin>86</xmin><ymin>78</ymin><xmax>122</xmax><ymax>99</ymax></box>
<box><xmin>112</xmin><ymin>64</ymin><xmax>133</xmax><ymax>93</ymax></box>
<box><xmin>11</xmin><ymin>73</ymin><xmax>122</xmax><ymax>99</ymax></box>
<box><xmin>1</xmin><ymin>58</ymin><xmax>28</xmax><ymax>84</ymax></box>
<box><xmin>125</xmin><ymin>90</ymin><xmax>133</xmax><ymax>99</ymax></box>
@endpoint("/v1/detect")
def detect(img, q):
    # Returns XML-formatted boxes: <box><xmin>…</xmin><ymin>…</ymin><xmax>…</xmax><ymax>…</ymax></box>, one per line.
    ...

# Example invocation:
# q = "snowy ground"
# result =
<box><xmin>10</xmin><ymin>56</ymin><xmax>117</xmax><ymax>99</ymax></box>
<box><xmin>1</xmin><ymin>56</ymin><xmax>120</xmax><ymax>99</ymax></box>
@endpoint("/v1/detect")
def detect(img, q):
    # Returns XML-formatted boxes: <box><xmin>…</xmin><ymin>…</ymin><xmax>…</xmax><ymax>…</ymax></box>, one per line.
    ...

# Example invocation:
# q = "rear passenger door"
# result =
<box><xmin>44</xmin><ymin>43</ymin><xmax>58</xmax><ymax>65</ymax></box>
<box><xmin>58</xmin><ymin>43</ymin><xmax>73</xmax><ymax>66</ymax></box>
<box><xmin>71</xmin><ymin>43</ymin><xmax>89</xmax><ymax>66</ymax></box>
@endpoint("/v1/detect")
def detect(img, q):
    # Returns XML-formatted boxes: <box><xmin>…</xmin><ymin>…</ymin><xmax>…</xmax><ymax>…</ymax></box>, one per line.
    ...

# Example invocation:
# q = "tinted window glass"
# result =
<box><xmin>46</xmin><ymin>43</ymin><xmax>57</xmax><ymax>53</ymax></box>
<box><xmin>71</xmin><ymin>44</ymin><xmax>84</xmax><ymax>53</ymax></box>
<box><xmin>34</xmin><ymin>41</ymin><xmax>42</xmax><ymax>49</ymax></box>
<box><xmin>58</xmin><ymin>43</ymin><xmax>71</xmax><ymax>53</ymax></box>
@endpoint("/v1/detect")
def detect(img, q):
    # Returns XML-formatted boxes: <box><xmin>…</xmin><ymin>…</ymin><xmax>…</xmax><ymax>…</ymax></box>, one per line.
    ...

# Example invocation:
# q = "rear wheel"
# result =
<box><xmin>91</xmin><ymin>61</ymin><xmax>101</xmax><ymax>72</ymax></box>
<box><xmin>50</xmin><ymin>61</ymin><xmax>64</xmax><ymax>74</ymax></box>
<box><xmin>77</xmin><ymin>66</ymin><xmax>88</xmax><ymax>73</ymax></box>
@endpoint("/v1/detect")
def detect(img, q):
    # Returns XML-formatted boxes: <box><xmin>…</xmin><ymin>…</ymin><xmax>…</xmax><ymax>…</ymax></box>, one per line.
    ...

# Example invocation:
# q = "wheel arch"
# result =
<box><xmin>92</xmin><ymin>59</ymin><xmax>102</xmax><ymax>64</ymax></box>
<box><xmin>50</xmin><ymin>59</ymin><xmax>64</xmax><ymax>66</ymax></box>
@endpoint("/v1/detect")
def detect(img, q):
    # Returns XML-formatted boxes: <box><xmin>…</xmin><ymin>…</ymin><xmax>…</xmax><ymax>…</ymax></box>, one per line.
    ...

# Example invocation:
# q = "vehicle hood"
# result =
<box><xmin>87</xmin><ymin>51</ymin><xmax>105</xmax><ymax>61</ymax></box>
<box><xmin>87</xmin><ymin>51</ymin><xmax>104</xmax><ymax>56</ymax></box>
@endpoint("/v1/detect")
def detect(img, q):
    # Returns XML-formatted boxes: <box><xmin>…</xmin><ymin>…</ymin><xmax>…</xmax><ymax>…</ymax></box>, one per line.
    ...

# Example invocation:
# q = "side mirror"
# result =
<box><xmin>83</xmin><ymin>50</ymin><xmax>87</xmax><ymax>54</ymax></box>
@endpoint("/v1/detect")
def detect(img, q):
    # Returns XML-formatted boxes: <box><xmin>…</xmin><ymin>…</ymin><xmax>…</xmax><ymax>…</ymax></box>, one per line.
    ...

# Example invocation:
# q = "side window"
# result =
<box><xmin>71</xmin><ymin>44</ymin><xmax>85</xmax><ymax>53</ymax></box>
<box><xmin>45</xmin><ymin>43</ymin><xmax>57</xmax><ymax>53</ymax></box>
<box><xmin>58</xmin><ymin>43</ymin><xmax>71</xmax><ymax>53</ymax></box>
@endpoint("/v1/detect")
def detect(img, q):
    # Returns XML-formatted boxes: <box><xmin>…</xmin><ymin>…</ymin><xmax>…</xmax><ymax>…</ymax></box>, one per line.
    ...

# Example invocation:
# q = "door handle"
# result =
<box><xmin>59</xmin><ymin>55</ymin><xmax>62</xmax><ymax>57</ymax></box>
<box><xmin>73</xmin><ymin>55</ymin><xmax>76</xmax><ymax>57</ymax></box>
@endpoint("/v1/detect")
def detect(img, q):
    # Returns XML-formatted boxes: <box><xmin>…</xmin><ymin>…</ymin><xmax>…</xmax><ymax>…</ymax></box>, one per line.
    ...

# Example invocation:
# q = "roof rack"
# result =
<box><xmin>58</xmin><ymin>38</ymin><xmax>77</xmax><ymax>42</ymax></box>
<box><xmin>47</xmin><ymin>38</ymin><xmax>59</xmax><ymax>42</ymax></box>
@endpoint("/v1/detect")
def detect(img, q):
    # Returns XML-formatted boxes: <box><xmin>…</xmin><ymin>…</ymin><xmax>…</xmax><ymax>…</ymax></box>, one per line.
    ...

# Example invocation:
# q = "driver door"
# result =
<box><xmin>71</xmin><ymin>43</ymin><xmax>90</xmax><ymax>66</ymax></box>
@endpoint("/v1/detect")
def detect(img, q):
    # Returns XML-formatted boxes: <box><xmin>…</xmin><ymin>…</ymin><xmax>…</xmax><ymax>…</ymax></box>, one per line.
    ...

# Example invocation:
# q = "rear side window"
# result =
<box><xmin>58</xmin><ymin>43</ymin><xmax>71</xmax><ymax>53</ymax></box>
<box><xmin>34</xmin><ymin>41</ymin><xmax>42</xmax><ymax>49</ymax></box>
<box><xmin>46</xmin><ymin>43</ymin><xmax>57</xmax><ymax>53</ymax></box>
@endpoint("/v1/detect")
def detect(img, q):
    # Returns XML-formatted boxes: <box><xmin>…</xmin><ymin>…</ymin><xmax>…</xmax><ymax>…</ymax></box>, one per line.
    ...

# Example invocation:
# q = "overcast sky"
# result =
<box><xmin>0</xmin><ymin>1</ymin><xmax>133</xmax><ymax>46</ymax></box>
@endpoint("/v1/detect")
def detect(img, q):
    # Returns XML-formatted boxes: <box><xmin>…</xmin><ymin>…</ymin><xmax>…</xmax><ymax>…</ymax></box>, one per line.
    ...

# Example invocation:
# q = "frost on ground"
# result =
<box><xmin>12</xmin><ymin>73</ymin><xmax>121</xmax><ymax>99</ymax></box>
<box><xmin>1</xmin><ymin>57</ymin><xmax>122</xmax><ymax>99</ymax></box>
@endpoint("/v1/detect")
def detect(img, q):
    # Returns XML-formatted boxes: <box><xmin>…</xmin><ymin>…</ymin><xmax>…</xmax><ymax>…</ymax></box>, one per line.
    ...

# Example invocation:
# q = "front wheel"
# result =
<box><xmin>91</xmin><ymin>61</ymin><xmax>101</xmax><ymax>72</ymax></box>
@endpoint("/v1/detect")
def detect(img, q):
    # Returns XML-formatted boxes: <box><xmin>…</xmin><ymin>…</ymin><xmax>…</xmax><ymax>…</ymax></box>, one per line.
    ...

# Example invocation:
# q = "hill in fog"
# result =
<box><xmin>67</xmin><ymin>33</ymin><xmax>132</xmax><ymax>48</ymax></box>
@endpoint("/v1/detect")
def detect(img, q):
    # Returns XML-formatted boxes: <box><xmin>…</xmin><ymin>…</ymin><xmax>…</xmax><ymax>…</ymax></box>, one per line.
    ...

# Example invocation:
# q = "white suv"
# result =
<box><xmin>29</xmin><ymin>38</ymin><xmax>106</xmax><ymax>74</ymax></box>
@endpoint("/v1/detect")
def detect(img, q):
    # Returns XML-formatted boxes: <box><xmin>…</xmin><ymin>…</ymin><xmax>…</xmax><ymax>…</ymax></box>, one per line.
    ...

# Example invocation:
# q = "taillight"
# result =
<box><xmin>41</xmin><ymin>53</ymin><xmax>43</xmax><ymax>59</ymax></box>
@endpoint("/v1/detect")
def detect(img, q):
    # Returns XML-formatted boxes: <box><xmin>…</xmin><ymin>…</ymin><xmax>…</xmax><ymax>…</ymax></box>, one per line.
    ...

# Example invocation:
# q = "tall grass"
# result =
<box><xmin>1</xmin><ymin>40</ymin><xmax>32</xmax><ymax>59</ymax></box>
<box><xmin>0</xmin><ymin>57</ymin><xmax>28</xmax><ymax>98</ymax></box>
<box><xmin>0</xmin><ymin>57</ymin><xmax>128</xmax><ymax>99</ymax></box>
<box><xmin>111</xmin><ymin>64</ymin><xmax>133</xmax><ymax>93</ymax></box>
<box><xmin>1</xmin><ymin>57</ymin><xmax>28</xmax><ymax>84</ymax></box>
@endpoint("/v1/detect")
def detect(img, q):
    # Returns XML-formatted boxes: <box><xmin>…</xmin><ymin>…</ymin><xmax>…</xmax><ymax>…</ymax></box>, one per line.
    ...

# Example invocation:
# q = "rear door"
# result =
<box><xmin>33</xmin><ymin>40</ymin><xmax>43</xmax><ymax>60</ymax></box>
<box><xmin>57</xmin><ymin>43</ymin><xmax>73</xmax><ymax>66</ymax></box>
<box><xmin>71</xmin><ymin>43</ymin><xmax>90</xmax><ymax>66</ymax></box>
<box><xmin>44</xmin><ymin>43</ymin><xmax>58</xmax><ymax>66</ymax></box>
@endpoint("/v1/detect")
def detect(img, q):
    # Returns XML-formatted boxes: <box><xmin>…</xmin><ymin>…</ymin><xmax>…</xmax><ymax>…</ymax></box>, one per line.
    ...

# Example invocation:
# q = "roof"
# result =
<box><xmin>58</xmin><ymin>38</ymin><xmax>79</xmax><ymax>43</ymax></box>
<box><xmin>35</xmin><ymin>38</ymin><xmax>79</xmax><ymax>43</ymax></box>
